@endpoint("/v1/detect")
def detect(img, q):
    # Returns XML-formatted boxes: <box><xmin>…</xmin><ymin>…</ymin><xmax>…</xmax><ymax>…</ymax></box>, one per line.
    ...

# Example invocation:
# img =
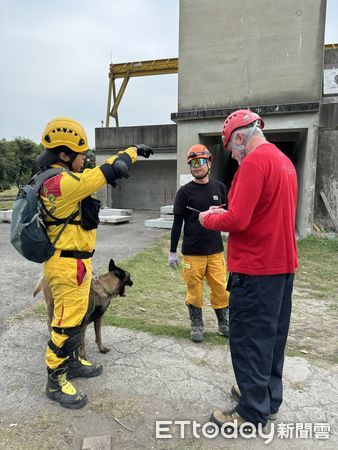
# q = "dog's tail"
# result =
<box><xmin>33</xmin><ymin>275</ymin><xmax>44</xmax><ymax>297</ymax></box>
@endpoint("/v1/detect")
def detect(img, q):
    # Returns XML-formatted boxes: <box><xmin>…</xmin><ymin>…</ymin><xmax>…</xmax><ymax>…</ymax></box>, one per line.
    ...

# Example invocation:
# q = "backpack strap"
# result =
<box><xmin>31</xmin><ymin>168</ymin><xmax>81</xmax><ymax>193</ymax></box>
<box><xmin>32</xmin><ymin>168</ymin><xmax>81</xmax><ymax>231</ymax></box>
<box><xmin>31</xmin><ymin>168</ymin><xmax>65</xmax><ymax>193</ymax></box>
<box><xmin>50</xmin><ymin>208</ymin><xmax>81</xmax><ymax>247</ymax></box>
<box><xmin>40</xmin><ymin>200</ymin><xmax>81</xmax><ymax>226</ymax></box>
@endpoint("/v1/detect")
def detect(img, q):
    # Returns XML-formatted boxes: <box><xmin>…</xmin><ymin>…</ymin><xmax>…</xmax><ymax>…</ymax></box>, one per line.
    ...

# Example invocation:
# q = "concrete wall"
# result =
<box><xmin>315</xmin><ymin>101</ymin><xmax>338</xmax><ymax>230</ymax></box>
<box><xmin>315</xmin><ymin>48</ymin><xmax>338</xmax><ymax>230</ymax></box>
<box><xmin>109</xmin><ymin>160</ymin><xmax>177</xmax><ymax>211</ymax></box>
<box><xmin>178</xmin><ymin>0</ymin><xmax>326</xmax><ymax>110</ymax></box>
<box><xmin>94</xmin><ymin>125</ymin><xmax>177</xmax><ymax>210</ymax></box>
<box><xmin>315</xmin><ymin>130</ymin><xmax>338</xmax><ymax>229</ymax></box>
<box><xmin>95</xmin><ymin>124</ymin><xmax>177</xmax><ymax>151</ymax></box>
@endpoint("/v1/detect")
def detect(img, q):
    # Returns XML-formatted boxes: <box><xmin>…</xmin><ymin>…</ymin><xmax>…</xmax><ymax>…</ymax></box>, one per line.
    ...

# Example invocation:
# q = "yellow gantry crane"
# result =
<box><xmin>106</xmin><ymin>58</ymin><xmax>178</xmax><ymax>127</ymax></box>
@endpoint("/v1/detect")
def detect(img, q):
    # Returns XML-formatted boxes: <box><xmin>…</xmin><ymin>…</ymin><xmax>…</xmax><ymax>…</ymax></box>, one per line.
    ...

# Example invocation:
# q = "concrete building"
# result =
<box><xmin>95</xmin><ymin>0</ymin><xmax>338</xmax><ymax>236</ymax></box>
<box><xmin>95</xmin><ymin>124</ymin><xmax>177</xmax><ymax>211</ymax></box>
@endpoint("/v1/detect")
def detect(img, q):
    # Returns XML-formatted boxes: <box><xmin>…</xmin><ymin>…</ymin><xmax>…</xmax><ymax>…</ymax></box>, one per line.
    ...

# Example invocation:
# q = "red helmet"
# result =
<box><xmin>221</xmin><ymin>109</ymin><xmax>264</xmax><ymax>148</ymax></box>
<box><xmin>187</xmin><ymin>144</ymin><xmax>212</xmax><ymax>164</ymax></box>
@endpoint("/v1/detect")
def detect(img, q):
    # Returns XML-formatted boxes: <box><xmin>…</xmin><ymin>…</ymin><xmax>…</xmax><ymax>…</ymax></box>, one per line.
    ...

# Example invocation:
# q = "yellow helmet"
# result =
<box><xmin>41</xmin><ymin>116</ymin><xmax>89</xmax><ymax>153</ymax></box>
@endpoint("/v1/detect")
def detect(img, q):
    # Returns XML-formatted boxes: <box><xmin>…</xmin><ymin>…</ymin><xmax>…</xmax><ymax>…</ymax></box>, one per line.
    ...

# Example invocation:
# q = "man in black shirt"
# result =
<box><xmin>168</xmin><ymin>144</ymin><xmax>229</xmax><ymax>342</ymax></box>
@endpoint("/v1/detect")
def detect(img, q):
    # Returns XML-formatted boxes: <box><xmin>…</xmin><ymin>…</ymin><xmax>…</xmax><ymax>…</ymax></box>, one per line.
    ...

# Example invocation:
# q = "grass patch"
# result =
<box><xmin>294</xmin><ymin>236</ymin><xmax>338</xmax><ymax>299</ymax></box>
<box><xmin>103</xmin><ymin>235</ymin><xmax>227</xmax><ymax>345</ymax></box>
<box><xmin>0</xmin><ymin>186</ymin><xmax>18</xmax><ymax>196</ymax></box>
<box><xmin>0</xmin><ymin>187</ymin><xmax>17</xmax><ymax>209</ymax></box>
<box><xmin>0</xmin><ymin>200</ymin><xmax>14</xmax><ymax>209</ymax></box>
<box><xmin>285</xmin><ymin>237</ymin><xmax>338</xmax><ymax>364</ymax></box>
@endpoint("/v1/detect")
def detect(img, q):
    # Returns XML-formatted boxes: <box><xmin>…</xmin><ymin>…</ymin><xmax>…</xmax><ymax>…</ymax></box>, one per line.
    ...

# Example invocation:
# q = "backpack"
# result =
<box><xmin>10</xmin><ymin>168</ymin><xmax>79</xmax><ymax>263</ymax></box>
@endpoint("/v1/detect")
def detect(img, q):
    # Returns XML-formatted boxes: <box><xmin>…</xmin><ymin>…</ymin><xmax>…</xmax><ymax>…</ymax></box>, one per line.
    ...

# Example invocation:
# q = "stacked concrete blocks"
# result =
<box><xmin>98</xmin><ymin>208</ymin><xmax>132</xmax><ymax>224</ymax></box>
<box><xmin>144</xmin><ymin>205</ymin><xmax>174</xmax><ymax>229</ymax></box>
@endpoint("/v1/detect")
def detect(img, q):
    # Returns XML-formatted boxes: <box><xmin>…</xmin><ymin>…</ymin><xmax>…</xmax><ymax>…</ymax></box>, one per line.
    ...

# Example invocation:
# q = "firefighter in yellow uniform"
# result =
<box><xmin>168</xmin><ymin>145</ymin><xmax>230</xmax><ymax>343</ymax></box>
<box><xmin>37</xmin><ymin>117</ymin><xmax>153</xmax><ymax>409</ymax></box>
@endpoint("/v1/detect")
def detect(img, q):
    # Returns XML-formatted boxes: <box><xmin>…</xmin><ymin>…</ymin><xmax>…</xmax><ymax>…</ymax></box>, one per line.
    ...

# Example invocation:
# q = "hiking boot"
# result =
<box><xmin>214</xmin><ymin>307</ymin><xmax>229</xmax><ymax>337</ymax></box>
<box><xmin>46</xmin><ymin>367</ymin><xmax>87</xmax><ymax>409</ymax></box>
<box><xmin>187</xmin><ymin>304</ymin><xmax>204</xmax><ymax>343</ymax></box>
<box><xmin>211</xmin><ymin>407</ymin><xmax>267</xmax><ymax>433</ymax></box>
<box><xmin>67</xmin><ymin>356</ymin><xmax>103</xmax><ymax>379</ymax></box>
<box><xmin>211</xmin><ymin>407</ymin><xmax>249</xmax><ymax>432</ymax></box>
<box><xmin>230</xmin><ymin>384</ymin><xmax>279</xmax><ymax>421</ymax></box>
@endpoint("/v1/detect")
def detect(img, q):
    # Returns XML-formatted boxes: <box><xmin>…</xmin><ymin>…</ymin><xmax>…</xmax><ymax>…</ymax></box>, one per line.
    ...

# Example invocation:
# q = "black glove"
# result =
<box><xmin>134</xmin><ymin>144</ymin><xmax>154</xmax><ymax>158</ymax></box>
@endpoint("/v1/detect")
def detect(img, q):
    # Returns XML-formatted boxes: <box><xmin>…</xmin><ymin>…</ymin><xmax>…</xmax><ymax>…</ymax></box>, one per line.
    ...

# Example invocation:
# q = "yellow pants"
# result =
<box><xmin>182</xmin><ymin>252</ymin><xmax>229</xmax><ymax>309</ymax></box>
<box><xmin>44</xmin><ymin>250</ymin><xmax>92</xmax><ymax>369</ymax></box>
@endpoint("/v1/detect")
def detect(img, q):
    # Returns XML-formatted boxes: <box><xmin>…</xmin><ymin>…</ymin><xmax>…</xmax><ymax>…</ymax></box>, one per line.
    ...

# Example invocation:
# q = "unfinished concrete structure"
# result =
<box><xmin>95</xmin><ymin>125</ymin><xmax>177</xmax><ymax>211</ymax></box>
<box><xmin>96</xmin><ymin>0</ymin><xmax>337</xmax><ymax>236</ymax></box>
<box><xmin>172</xmin><ymin>0</ymin><xmax>329</xmax><ymax>237</ymax></box>
<box><xmin>316</xmin><ymin>46</ymin><xmax>338</xmax><ymax>231</ymax></box>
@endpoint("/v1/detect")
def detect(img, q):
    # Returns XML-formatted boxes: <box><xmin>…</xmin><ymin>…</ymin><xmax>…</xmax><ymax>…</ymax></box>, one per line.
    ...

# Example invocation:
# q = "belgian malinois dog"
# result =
<box><xmin>33</xmin><ymin>259</ymin><xmax>133</xmax><ymax>358</ymax></box>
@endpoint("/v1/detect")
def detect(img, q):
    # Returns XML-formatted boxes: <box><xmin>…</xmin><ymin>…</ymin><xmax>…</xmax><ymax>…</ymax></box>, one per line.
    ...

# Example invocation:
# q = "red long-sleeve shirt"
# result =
<box><xmin>204</xmin><ymin>143</ymin><xmax>298</xmax><ymax>275</ymax></box>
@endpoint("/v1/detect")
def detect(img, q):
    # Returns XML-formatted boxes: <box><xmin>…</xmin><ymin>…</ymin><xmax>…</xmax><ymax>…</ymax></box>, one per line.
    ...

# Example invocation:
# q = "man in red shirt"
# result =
<box><xmin>199</xmin><ymin>109</ymin><xmax>298</xmax><ymax>429</ymax></box>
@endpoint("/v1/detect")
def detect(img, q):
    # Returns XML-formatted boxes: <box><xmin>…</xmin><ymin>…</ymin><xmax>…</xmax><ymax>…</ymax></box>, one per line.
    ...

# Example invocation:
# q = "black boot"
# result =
<box><xmin>67</xmin><ymin>352</ymin><xmax>103</xmax><ymax>379</ymax></box>
<box><xmin>215</xmin><ymin>307</ymin><xmax>229</xmax><ymax>337</ymax></box>
<box><xmin>46</xmin><ymin>366</ymin><xmax>87</xmax><ymax>409</ymax></box>
<box><xmin>187</xmin><ymin>304</ymin><xmax>204</xmax><ymax>342</ymax></box>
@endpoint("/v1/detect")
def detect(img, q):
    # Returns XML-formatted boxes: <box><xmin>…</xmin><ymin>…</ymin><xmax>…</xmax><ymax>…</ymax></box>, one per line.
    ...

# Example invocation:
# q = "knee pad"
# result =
<box><xmin>48</xmin><ymin>326</ymin><xmax>81</xmax><ymax>358</ymax></box>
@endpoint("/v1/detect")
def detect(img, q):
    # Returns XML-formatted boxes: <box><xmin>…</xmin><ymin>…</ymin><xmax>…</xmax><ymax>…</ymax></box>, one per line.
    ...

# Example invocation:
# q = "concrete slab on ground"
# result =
<box><xmin>99</xmin><ymin>215</ymin><xmax>131</xmax><ymax>224</ymax></box>
<box><xmin>144</xmin><ymin>217</ymin><xmax>173</xmax><ymax>229</ymax></box>
<box><xmin>99</xmin><ymin>208</ymin><xmax>133</xmax><ymax>217</ymax></box>
<box><xmin>160</xmin><ymin>205</ymin><xmax>174</xmax><ymax>214</ymax></box>
<box><xmin>0</xmin><ymin>209</ymin><xmax>12</xmax><ymax>223</ymax></box>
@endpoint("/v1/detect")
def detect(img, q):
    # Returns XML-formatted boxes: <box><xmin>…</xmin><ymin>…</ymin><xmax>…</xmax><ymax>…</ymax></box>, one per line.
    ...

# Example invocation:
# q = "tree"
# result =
<box><xmin>0</xmin><ymin>139</ymin><xmax>12</xmax><ymax>190</ymax></box>
<box><xmin>6</xmin><ymin>138</ymin><xmax>41</xmax><ymax>189</ymax></box>
<box><xmin>0</xmin><ymin>139</ymin><xmax>97</xmax><ymax>191</ymax></box>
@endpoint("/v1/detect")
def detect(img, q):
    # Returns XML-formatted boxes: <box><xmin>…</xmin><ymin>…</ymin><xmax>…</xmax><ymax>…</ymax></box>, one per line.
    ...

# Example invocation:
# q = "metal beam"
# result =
<box><xmin>109</xmin><ymin>58</ymin><xmax>178</xmax><ymax>78</ymax></box>
<box><xmin>325</xmin><ymin>43</ymin><xmax>338</xmax><ymax>49</ymax></box>
<box><xmin>106</xmin><ymin>58</ymin><xmax>178</xmax><ymax>127</ymax></box>
<box><xmin>110</xmin><ymin>75</ymin><xmax>130</xmax><ymax>121</ymax></box>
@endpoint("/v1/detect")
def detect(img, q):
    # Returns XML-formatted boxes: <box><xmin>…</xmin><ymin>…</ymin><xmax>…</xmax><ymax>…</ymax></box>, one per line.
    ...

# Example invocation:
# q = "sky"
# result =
<box><xmin>0</xmin><ymin>0</ymin><xmax>337</xmax><ymax>147</ymax></box>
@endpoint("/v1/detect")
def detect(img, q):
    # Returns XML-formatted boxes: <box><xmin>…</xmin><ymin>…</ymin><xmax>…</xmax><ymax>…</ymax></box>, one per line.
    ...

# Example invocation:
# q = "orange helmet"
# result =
<box><xmin>221</xmin><ymin>109</ymin><xmax>264</xmax><ymax>148</ymax></box>
<box><xmin>187</xmin><ymin>144</ymin><xmax>212</xmax><ymax>164</ymax></box>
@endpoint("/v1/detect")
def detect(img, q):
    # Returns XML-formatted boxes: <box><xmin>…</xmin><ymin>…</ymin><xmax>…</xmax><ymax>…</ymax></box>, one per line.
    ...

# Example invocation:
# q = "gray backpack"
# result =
<box><xmin>10</xmin><ymin>168</ymin><xmax>78</xmax><ymax>263</ymax></box>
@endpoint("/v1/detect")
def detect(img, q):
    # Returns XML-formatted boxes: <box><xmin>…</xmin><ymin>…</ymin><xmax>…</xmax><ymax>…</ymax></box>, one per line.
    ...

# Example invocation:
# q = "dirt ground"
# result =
<box><xmin>0</xmin><ymin>213</ymin><xmax>337</xmax><ymax>449</ymax></box>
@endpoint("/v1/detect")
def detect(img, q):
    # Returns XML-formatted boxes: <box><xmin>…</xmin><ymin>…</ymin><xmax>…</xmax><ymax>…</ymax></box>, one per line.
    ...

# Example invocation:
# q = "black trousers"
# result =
<box><xmin>229</xmin><ymin>273</ymin><xmax>294</xmax><ymax>425</ymax></box>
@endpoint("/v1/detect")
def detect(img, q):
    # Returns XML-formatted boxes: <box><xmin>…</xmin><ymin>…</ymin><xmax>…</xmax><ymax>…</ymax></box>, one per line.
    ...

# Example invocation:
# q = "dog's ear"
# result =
<box><xmin>109</xmin><ymin>259</ymin><xmax>116</xmax><ymax>272</ymax></box>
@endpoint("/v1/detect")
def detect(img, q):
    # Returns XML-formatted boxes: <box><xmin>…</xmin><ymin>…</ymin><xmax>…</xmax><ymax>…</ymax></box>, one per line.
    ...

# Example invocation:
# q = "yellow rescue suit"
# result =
<box><xmin>41</xmin><ymin>147</ymin><xmax>137</xmax><ymax>369</ymax></box>
<box><xmin>182</xmin><ymin>252</ymin><xmax>229</xmax><ymax>309</ymax></box>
